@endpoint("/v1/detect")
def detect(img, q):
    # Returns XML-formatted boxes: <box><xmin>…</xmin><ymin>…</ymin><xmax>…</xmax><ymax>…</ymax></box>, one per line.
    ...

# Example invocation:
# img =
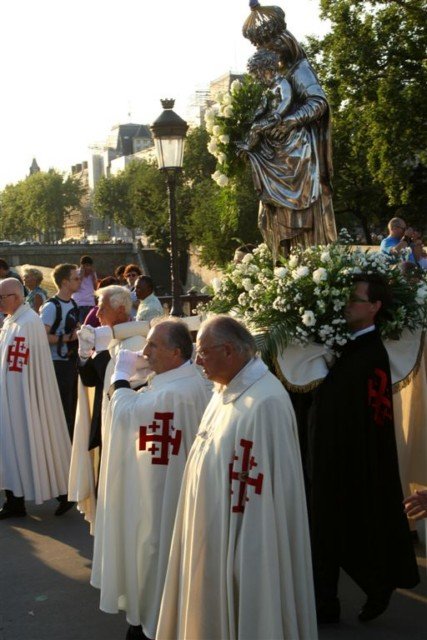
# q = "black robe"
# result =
<box><xmin>78</xmin><ymin>351</ymin><xmax>111</xmax><ymax>450</ymax></box>
<box><xmin>309</xmin><ymin>329</ymin><xmax>419</xmax><ymax>601</ymax></box>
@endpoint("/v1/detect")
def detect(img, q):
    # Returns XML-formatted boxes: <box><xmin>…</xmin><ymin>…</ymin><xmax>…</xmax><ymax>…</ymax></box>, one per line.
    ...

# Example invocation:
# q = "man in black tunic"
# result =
<box><xmin>310</xmin><ymin>274</ymin><xmax>419</xmax><ymax>624</ymax></box>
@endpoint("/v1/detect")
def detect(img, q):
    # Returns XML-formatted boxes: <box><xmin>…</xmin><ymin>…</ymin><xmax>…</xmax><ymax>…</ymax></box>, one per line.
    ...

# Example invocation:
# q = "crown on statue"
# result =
<box><xmin>242</xmin><ymin>1</ymin><xmax>287</xmax><ymax>46</ymax></box>
<box><xmin>161</xmin><ymin>99</ymin><xmax>175</xmax><ymax>110</ymax></box>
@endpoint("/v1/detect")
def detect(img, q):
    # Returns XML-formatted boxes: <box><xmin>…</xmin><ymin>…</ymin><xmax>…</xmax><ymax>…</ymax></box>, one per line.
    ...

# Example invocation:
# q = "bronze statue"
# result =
<box><xmin>241</xmin><ymin>1</ymin><xmax>337</xmax><ymax>257</ymax></box>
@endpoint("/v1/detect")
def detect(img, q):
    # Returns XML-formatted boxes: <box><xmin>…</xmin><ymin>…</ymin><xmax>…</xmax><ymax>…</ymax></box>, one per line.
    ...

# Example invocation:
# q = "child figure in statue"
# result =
<box><xmin>240</xmin><ymin>49</ymin><xmax>292</xmax><ymax>151</ymax></box>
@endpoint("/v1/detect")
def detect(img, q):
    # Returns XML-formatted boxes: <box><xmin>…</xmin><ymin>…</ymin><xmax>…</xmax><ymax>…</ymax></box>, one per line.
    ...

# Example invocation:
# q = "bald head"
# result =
<box><xmin>0</xmin><ymin>277</ymin><xmax>25</xmax><ymax>315</ymax></box>
<box><xmin>196</xmin><ymin>316</ymin><xmax>256</xmax><ymax>385</ymax></box>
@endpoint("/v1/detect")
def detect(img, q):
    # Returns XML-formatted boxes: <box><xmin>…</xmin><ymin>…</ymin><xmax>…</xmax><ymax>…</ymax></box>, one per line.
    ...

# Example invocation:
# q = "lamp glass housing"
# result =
<box><xmin>153</xmin><ymin>136</ymin><xmax>186</xmax><ymax>170</ymax></box>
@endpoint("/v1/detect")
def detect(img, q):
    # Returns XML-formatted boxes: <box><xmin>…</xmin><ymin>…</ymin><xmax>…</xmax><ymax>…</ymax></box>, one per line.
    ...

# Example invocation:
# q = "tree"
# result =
<box><xmin>306</xmin><ymin>0</ymin><xmax>427</xmax><ymax>239</ymax></box>
<box><xmin>183</xmin><ymin>127</ymin><xmax>261</xmax><ymax>267</ymax></box>
<box><xmin>0</xmin><ymin>170</ymin><xmax>84</xmax><ymax>241</ymax></box>
<box><xmin>93</xmin><ymin>160</ymin><xmax>168</xmax><ymax>241</ymax></box>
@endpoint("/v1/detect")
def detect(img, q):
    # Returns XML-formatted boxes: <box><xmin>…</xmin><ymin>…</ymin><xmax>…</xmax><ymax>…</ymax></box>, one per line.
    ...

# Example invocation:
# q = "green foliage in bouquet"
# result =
<box><xmin>205</xmin><ymin>75</ymin><xmax>263</xmax><ymax>187</ymax></box>
<box><xmin>201</xmin><ymin>238</ymin><xmax>427</xmax><ymax>359</ymax></box>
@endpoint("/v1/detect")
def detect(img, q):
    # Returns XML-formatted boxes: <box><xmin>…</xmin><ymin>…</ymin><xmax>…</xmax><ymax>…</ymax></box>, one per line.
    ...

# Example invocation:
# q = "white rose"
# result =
<box><xmin>231</xmin><ymin>79</ymin><xmax>242</xmax><ymax>94</ymax></box>
<box><xmin>223</xmin><ymin>105</ymin><xmax>233</xmax><ymax>118</ymax></box>
<box><xmin>222</xmin><ymin>92</ymin><xmax>232</xmax><ymax>105</ymax></box>
<box><xmin>242</xmin><ymin>278</ymin><xmax>254</xmax><ymax>291</ymax></box>
<box><xmin>274</xmin><ymin>267</ymin><xmax>288</xmax><ymax>278</ymax></box>
<box><xmin>214</xmin><ymin>91</ymin><xmax>224</xmax><ymax>103</ymax></box>
<box><xmin>207</xmin><ymin>138</ymin><xmax>218</xmax><ymax>153</ymax></box>
<box><xmin>219</xmin><ymin>134</ymin><xmax>230</xmax><ymax>144</ymax></box>
<box><xmin>217</xmin><ymin>152</ymin><xmax>227</xmax><ymax>164</ymax></box>
<box><xmin>288</xmin><ymin>255</ymin><xmax>298</xmax><ymax>268</ymax></box>
<box><xmin>211</xmin><ymin>278</ymin><xmax>222</xmax><ymax>293</ymax></box>
<box><xmin>313</xmin><ymin>267</ymin><xmax>328</xmax><ymax>284</ymax></box>
<box><xmin>212</xmin><ymin>125</ymin><xmax>222</xmax><ymax>136</ymax></box>
<box><xmin>211</xmin><ymin>170</ymin><xmax>221</xmax><ymax>180</ymax></box>
<box><xmin>292</xmin><ymin>266</ymin><xmax>309</xmax><ymax>280</ymax></box>
<box><xmin>320</xmin><ymin>251</ymin><xmax>331</xmax><ymax>263</ymax></box>
<box><xmin>301</xmin><ymin>310</ymin><xmax>316</xmax><ymax>327</ymax></box>
<box><xmin>238</xmin><ymin>292</ymin><xmax>247</xmax><ymax>305</ymax></box>
<box><xmin>216</xmin><ymin>173</ymin><xmax>229</xmax><ymax>187</ymax></box>
<box><xmin>241</xmin><ymin>253</ymin><xmax>254</xmax><ymax>264</ymax></box>
<box><xmin>205</xmin><ymin>120</ymin><xmax>214</xmax><ymax>134</ymax></box>
<box><xmin>204</xmin><ymin>108</ymin><xmax>215</xmax><ymax>122</ymax></box>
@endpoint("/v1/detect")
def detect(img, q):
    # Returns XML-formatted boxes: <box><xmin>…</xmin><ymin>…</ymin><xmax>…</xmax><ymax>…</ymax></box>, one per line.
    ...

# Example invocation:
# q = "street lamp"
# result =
<box><xmin>151</xmin><ymin>99</ymin><xmax>188</xmax><ymax>316</ymax></box>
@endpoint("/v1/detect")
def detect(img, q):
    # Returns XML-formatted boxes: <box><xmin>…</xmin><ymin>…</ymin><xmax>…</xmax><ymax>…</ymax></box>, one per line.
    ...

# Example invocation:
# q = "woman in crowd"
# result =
<box><xmin>23</xmin><ymin>267</ymin><xmax>47</xmax><ymax>313</ymax></box>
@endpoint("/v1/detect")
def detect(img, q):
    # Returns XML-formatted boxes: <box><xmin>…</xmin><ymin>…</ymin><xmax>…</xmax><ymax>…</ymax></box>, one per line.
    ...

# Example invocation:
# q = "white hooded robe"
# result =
<box><xmin>157</xmin><ymin>357</ymin><xmax>317</xmax><ymax>640</ymax></box>
<box><xmin>0</xmin><ymin>303</ymin><xmax>71</xmax><ymax>502</ymax></box>
<box><xmin>90</xmin><ymin>362</ymin><xmax>210</xmax><ymax>638</ymax></box>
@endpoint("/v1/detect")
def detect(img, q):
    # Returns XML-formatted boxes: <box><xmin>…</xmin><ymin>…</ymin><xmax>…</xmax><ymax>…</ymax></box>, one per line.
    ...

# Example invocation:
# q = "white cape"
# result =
<box><xmin>0</xmin><ymin>304</ymin><xmax>71</xmax><ymax>502</ymax></box>
<box><xmin>157</xmin><ymin>358</ymin><xmax>317</xmax><ymax>640</ymax></box>
<box><xmin>91</xmin><ymin>362</ymin><xmax>210</xmax><ymax>638</ymax></box>
<box><xmin>68</xmin><ymin>321</ymin><xmax>150</xmax><ymax>531</ymax></box>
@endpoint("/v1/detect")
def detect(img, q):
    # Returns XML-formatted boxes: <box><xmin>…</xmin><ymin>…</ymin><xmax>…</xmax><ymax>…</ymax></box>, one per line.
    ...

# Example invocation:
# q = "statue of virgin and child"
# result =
<box><xmin>239</xmin><ymin>1</ymin><xmax>337</xmax><ymax>257</ymax></box>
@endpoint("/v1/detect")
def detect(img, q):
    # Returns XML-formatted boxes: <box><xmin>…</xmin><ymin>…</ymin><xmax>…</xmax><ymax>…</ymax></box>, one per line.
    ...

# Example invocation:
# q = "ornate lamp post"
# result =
<box><xmin>151</xmin><ymin>99</ymin><xmax>188</xmax><ymax>316</ymax></box>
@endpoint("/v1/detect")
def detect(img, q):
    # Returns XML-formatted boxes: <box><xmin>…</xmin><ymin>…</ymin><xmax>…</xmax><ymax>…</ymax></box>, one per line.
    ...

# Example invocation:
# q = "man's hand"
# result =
<box><xmin>94</xmin><ymin>325</ymin><xmax>113</xmax><ymax>353</ymax></box>
<box><xmin>77</xmin><ymin>325</ymin><xmax>95</xmax><ymax>359</ymax></box>
<box><xmin>111</xmin><ymin>349</ymin><xmax>139</xmax><ymax>384</ymax></box>
<box><xmin>403</xmin><ymin>489</ymin><xmax>427</xmax><ymax>521</ymax></box>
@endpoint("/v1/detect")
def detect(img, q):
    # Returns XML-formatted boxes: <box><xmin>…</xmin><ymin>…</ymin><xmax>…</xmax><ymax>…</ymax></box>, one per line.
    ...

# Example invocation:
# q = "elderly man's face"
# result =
<box><xmin>142</xmin><ymin>324</ymin><xmax>177</xmax><ymax>374</ymax></box>
<box><xmin>96</xmin><ymin>296</ymin><xmax>123</xmax><ymax>327</ymax></box>
<box><xmin>0</xmin><ymin>281</ymin><xmax>22</xmax><ymax>315</ymax></box>
<box><xmin>195</xmin><ymin>330</ymin><xmax>229</xmax><ymax>385</ymax></box>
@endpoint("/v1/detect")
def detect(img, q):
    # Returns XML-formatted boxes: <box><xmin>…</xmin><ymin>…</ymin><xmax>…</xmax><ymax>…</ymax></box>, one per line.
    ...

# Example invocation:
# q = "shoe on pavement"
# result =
<box><xmin>358</xmin><ymin>590</ymin><xmax>393</xmax><ymax>622</ymax></box>
<box><xmin>0</xmin><ymin>505</ymin><xmax>27</xmax><ymax>520</ymax></box>
<box><xmin>54</xmin><ymin>500</ymin><xmax>76</xmax><ymax>516</ymax></box>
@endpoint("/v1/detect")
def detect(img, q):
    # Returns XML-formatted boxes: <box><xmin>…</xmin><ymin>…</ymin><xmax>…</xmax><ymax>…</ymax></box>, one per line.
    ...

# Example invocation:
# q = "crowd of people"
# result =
<box><xmin>0</xmin><ymin>242</ymin><xmax>425</xmax><ymax>639</ymax></box>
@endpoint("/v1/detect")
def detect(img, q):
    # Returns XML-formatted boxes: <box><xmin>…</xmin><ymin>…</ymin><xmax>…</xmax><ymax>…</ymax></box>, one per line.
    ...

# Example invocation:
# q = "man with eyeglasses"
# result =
<box><xmin>157</xmin><ymin>316</ymin><xmax>317</xmax><ymax>640</ymax></box>
<box><xmin>309</xmin><ymin>274</ymin><xmax>419</xmax><ymax>625</ymax></box>
<box><xmin>379</xmin><ymin>217</ymin><xmax>408</xmax><ymax>255</ymax></box>
<box><xmin>91</xmin><ymin>320</ymin><xmax>210</xmax><ymax>640</ymax></box>
<box><xmin>0</xmin><ymin>278</ymin><xmax>71</xmax><ymax>519</ymax></box>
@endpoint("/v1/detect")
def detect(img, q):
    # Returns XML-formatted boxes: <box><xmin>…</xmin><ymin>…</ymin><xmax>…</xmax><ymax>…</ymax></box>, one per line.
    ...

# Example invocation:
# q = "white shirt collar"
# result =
<box><xmin>351</xmin><ymin>325</ymin><xmax>376</xmax><ymax>339</ymax></box>
<box><xmin>218</xmin><ymin>357</ymin><xmax>268</xmax><ymax>404</ymax></box>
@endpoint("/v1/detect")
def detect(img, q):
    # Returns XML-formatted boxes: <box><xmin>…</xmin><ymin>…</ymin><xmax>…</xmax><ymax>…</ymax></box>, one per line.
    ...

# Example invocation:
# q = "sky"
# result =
<box><xmin>0</xmin><ymin>0</ymin><xmax>329</xmax><ymax>190</ymax></box>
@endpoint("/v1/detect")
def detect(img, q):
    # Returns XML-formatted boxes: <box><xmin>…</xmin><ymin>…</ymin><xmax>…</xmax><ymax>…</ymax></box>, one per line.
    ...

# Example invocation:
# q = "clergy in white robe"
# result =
<box><xmin>68</xmin><ymin>285</ymin><xmax>151</xmax><ymax>531</ymax></box>
<box><xmin>90</xmin><ymin>320</ymin><xmax>211</xmax><ymax>640</ymax></box>
<box><xmin>157</xmin><ymin>315</ymin><xmax>317</xmax><ymax>640</ymax></box>
<box><xmin>0</xmin><ymin>278</ymin><xmax>71</xmax><ymax>517</ymax></box>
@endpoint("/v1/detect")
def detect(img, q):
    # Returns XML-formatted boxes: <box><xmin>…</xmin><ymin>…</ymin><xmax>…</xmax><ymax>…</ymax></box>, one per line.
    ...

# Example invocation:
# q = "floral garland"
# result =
<box><xmin>205</xmin><ymin>75</ymin><xmax>263</xmax><ymax>187</ymax></box>
<box><xmin>201</xmin><ymin>238</ymin><xmax>427</xmax><ymax>357</ymax></box>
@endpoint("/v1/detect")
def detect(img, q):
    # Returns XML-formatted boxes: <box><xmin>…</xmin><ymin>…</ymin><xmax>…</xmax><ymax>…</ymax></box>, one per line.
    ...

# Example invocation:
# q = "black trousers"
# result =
<box><xmin>53</xmin><ymin>358</ymin><xmax>78</xmax><ymax>441</ymax></box>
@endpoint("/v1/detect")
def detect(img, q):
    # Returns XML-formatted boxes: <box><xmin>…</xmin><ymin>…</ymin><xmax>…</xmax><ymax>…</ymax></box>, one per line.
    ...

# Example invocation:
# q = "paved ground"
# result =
<box><xmin>0</xmin><ymin>495</ymin><xmax>426</xmax><ymax>640</ymax></box>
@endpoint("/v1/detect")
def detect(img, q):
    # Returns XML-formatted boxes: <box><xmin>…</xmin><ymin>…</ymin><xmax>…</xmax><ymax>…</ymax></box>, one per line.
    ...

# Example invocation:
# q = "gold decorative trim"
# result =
<box><xmin>272</xmin><ymin>354</ymin><xmax>324</xmax><ymax>393</ymax></box>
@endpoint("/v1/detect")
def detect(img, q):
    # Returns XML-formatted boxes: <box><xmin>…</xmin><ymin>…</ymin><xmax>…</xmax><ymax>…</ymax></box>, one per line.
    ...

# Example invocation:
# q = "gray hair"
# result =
<box><xmin>97</xmin><ymin>285</ymin><xmax>132</xmax><ymax>315</ymax></box>
<box><xmin>23</xmin><ymin>267</ymin><xmax>44</xmax><ymax>284</ymax></box>
<box><xmin>199</xmin><ymin>315</ymin><xmax>257</xmax><ymax>357</ymax></box>
<box><xmin>153</xmin><ymin>319</ymin><xmax>193</xmax><ymax>361</ymax></box>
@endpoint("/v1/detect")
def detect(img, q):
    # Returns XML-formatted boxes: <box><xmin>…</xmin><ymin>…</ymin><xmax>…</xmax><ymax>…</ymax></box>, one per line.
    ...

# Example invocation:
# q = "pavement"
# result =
<box><xmin>0</xmin><ymin>495</ymin><xmax>426</xmax><ymax>640</ymax></box>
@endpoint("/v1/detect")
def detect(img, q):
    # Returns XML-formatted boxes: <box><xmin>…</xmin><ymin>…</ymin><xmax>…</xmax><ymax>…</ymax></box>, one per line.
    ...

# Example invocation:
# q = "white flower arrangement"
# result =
<box><xmin>201</xmin><ymin>241</ymin><xmax>427</xmax><ymax>357</ymax></box>
<box><xmin>205</xmin><ymin>75</ymin><xmax>263</xmax><ymax>186</ymax></box>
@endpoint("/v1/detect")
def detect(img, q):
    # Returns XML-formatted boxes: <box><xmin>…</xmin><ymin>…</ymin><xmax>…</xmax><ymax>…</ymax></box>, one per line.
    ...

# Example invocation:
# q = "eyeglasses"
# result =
<box><xmin>195</xmin><ymin>343</ymin><xmax>225</xmax><ymax>359</ymax></box>
<box><xmin>0</xmin><ymin>293</ymin><xmax>16</xmax><ymax>300</ymax></box>
<box><xmin>348</xmin><ymin>295</ymin><xmax>371</xmax><ymax>303</ymax></box>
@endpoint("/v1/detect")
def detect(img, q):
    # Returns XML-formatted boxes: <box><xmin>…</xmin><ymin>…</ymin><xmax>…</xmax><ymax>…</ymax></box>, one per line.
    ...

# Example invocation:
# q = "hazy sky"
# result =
<box><xmin>0</xmin><ymin>0</ymin><xmax>329</xmax><ymax>190</ymax></box>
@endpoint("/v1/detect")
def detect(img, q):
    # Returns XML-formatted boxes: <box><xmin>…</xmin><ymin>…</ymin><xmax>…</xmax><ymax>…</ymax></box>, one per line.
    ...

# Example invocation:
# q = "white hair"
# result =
<box><xmin>97</xmin><ymin>285</ymin><xmax>132</xmax><ymax>315</ymax></box>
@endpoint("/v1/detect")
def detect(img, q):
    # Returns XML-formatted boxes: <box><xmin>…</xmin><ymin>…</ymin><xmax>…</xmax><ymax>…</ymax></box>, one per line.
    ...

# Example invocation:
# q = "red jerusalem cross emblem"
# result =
<box><xmin>368</xmin><ymin>367</ymin><xmax>392</xmax><ymax>427</ymax></box>
<box><xmin>7</xmin><ymin>336</ymin><xmax>30</xmax><ymax>372</ymax></box>
<box><xmin>139</xmin><ymin>412</ymin><xmax>182</xmax><ymax>465</ymax></box>
<box><xmin>229</xmin><ymin>438</ymin><xmax>264</xmax><ymax>513</ymax></box>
